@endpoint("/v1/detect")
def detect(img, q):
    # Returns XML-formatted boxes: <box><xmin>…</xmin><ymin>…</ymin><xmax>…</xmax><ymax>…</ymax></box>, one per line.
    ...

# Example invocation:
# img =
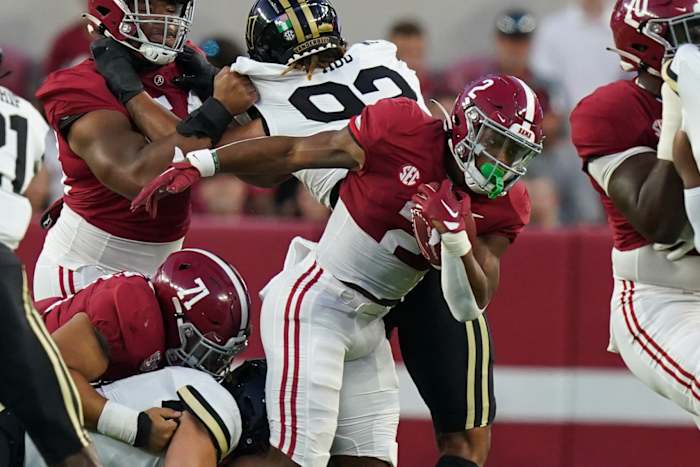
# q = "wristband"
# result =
<box><xmin>133</xmin><ymin>411</ymin><xmax>153</xmax><ymax>448</ymax></box>
<box><xmin>441</xmin><ymin>231</ymin><xmax>472</xmax><ymax>257</ymax></box>
<box><xmin>177</xmin><ymin>97</ymin><xmax>233</xmax><ymax>145</ymax></box>
<box><xmin>97</xmin><ymin>400</ymin><xmax>139</xmax><ymax>445</ymax></box>
<box><xmin>186</xmin><ymin>149</ymin><xmax>219</xmax><ymax>177</ymax></box>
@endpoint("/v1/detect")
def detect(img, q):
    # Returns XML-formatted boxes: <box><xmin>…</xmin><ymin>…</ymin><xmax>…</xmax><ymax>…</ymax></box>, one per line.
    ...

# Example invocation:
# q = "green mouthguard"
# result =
<box><xmin>480</xmin><ymin>163</ymin><xmax>505</xmax><ymax>199</ymax></box>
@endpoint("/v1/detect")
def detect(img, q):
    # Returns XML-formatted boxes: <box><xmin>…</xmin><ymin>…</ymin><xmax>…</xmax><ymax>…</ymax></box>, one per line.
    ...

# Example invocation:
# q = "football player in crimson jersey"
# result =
<box><xmin>129</xmin><ymin>71</ymin><xmax>541</xmax><ymax>467</ymax></box>
<box><xmin>570</xmin><ymin>0</ymin><xmax>700</xmax><ymax>426</ymax></box>
<box><xmin>35</xmin><ymin>249</ymin><xmax>251</xmax><ymax>454</ymax></box>
<box><xmin>32</xmin><ymin>0</ymin><xmax>258</xmax><ymax>301</ymax></box>
<box><xmin>91</xmin><ymin>2</ymin><xmax>525</xmax><ymax>463</ymax></box>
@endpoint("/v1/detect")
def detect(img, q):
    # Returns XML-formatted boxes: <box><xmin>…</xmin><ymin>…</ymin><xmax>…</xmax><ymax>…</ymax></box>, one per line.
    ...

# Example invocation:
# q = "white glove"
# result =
<box><xmin>653</xmin><ymin>224</ymin><xmax>696</xmax><ymax>261</ymax></box>
<box><xmin>658</xmin><ymin>81</ymin><xmax>682</xmax><ymax>162</ymax></box>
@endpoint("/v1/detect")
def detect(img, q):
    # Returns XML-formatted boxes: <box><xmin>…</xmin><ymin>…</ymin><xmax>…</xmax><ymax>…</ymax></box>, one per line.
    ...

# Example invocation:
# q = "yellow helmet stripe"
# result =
<box><xmin>279</xmin><ymin>0</ymin><xmax>306</xmax><ymax>44</ymax></box>
<box><xmin>298</xmin><ymin>0</ymin><xmax>320</xmax><ymax>38</ymax></box>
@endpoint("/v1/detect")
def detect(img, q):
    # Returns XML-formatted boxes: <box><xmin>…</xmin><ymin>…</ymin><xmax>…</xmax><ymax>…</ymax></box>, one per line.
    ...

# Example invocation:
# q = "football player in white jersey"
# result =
<box><xmin>0</xmin><ymin>49</ymin><xmax>101</xmax><ymax>467</ymax></box>
<box><xmin>665</xmin><ymin>43</ymin><xmax>700</xmax><ymax>251</ymax></box>
<box><xmin>23</xmin><ymin>360</ymin><xmax>270</xmax><ymax>467</ymax></box>
<box><xmin>89</xmin><ymin>1</ymin><xmax>500</xmax><ymax>465</ymax></box>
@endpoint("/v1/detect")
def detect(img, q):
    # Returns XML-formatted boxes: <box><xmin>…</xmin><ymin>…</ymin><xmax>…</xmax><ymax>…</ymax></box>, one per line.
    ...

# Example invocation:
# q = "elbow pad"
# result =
<box><xmin>440</xmin><ymin>250</ymin><xmax>484</xmax><ymax>322</ymax></box>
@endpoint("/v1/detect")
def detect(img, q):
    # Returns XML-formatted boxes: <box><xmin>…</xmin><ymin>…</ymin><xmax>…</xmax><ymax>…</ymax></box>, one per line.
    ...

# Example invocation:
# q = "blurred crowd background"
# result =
<box><xmin>0</xmin><ymin>0</ymin><xmax>626</xmax><ymax>228</ymax></box>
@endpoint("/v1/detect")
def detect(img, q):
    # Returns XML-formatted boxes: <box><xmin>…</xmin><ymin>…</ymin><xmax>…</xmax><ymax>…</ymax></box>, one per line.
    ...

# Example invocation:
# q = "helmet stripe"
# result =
<box><xmin>279</xmin><ymin>0</ymin><xmax>306</xmax><ymax>44</ymax></box>
<box><xmin>180</xmin><ymin>249</ymin><xmax>250</xmax><ymax>333</ymax></box>
<box><xmin>513</xmin><ymin>76</ymin><xmax>536</xmax><ymax>131</ymax></box>
<box><xmin>298</xmin><ymin>0</ymin><xmax>321</xmax><ymax>38</ymax></box>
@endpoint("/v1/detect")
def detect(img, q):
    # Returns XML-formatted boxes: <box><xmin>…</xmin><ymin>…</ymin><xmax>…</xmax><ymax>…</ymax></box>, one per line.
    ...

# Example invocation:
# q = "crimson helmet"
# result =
<box><xmin>610</xmin><ymin>0</ymin><xmax>700</xmax><ymax>76</ymax></box>
<box><xmin>84</xmin><ymin>0</ymin><xmax>196</xmax><ymax>65</ymax></box>
<box><xmin>152</xmin><ymin>248</ymin><xmax>251</xmax><ymax>379</ymax></box>
<box><xmin>446</xmin><ymin>74</ymin><xmax>544</xmax><ymax>199</ymax></box>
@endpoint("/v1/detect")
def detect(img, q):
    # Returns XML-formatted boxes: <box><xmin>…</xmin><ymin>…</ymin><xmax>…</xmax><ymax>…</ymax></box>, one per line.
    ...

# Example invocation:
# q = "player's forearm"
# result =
<box><xmin>214</xmin><ymin>131</ymin><xmax>359</xmax><ymax>178</ymax></box>
<box><xmin>630</xmin><ymin>161</ymin><xmax>686</xmax><ymax>243</ymax></box>
<box><xmin>164</xmin><ymin>412</ymin><xmax>217</xmax><ymax>467</ymax></box>
<box><xmin>441</xmin><ymin>251</ymin><xmax>485</xmax><ymax>322</ymax></box>
<box><xmin>126</xmin><ymin>92</ymin><xmax>183</xmax><ymax>141</ymax></box>
<box><xmin>123</xmin><ymin>135</ymin><xmax>210</xmax><ymax>194</ymax></box>
<box><xmin>459</xmin><ymin>252</ymin><xmax>492</xmax><ymax>309</ymax></box>
<box><xmin>69</xmin><ymin>369</ymin><xmax>107</xmax><ymax>431</ymax></box>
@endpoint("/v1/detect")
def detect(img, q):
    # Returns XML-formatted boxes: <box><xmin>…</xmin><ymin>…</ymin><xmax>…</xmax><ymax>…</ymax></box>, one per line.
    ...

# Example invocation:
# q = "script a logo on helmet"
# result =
<box><xmin>177</xmin><ymin>278</ymin><xmax>211</xmax><ymax>310</ymax></box>
<box><xmin>624</xmin><ymin>0</ymin><xmax>653</xmax><ymax>22</ymax></box>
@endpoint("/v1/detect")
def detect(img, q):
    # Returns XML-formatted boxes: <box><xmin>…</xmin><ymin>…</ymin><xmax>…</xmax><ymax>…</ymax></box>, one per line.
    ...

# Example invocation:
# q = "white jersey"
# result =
<box><xmin>24</xmin><ymin>367</ymin><xmax>242</xmax><ymax>467</ymax></box>
<box><xmin>0</xmin><ymin>85</ymin><xmax>49</xmax><ymax>250</ymax></box>
<box><xmin>232</xmin><ymin>40</ymin><xmax>428</xmax><ymax>208</ymax></box>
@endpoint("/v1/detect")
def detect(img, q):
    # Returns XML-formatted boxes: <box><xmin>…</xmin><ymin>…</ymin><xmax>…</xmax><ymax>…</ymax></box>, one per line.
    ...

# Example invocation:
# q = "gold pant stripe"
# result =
<box><xmin>22</xmin><ymin>274</ymin><xmax>90</xmax><ymax>447</ymax></box>
<box><xmin>478</xmin><ymin>315</ymin><xmax>491</xmax><ymax>427</ymax></box>
<box><xmin>279</xmin><ymin>0</ymin><xmax>306</xmax><ymax>46</ymax></box>
<box><xmin>298</xmin><ymin>0</ymin><xmax>320</xmax><ymax>38</ymax></box>
<box><xmin>465</xmin><ymin>320</ymin><xmax>477</xmax><ymax>429</ymax></box>
<box><xmin>178</xmin><ymin>386</ymin><xmax>230</xmax><ymax>461</ymax></box>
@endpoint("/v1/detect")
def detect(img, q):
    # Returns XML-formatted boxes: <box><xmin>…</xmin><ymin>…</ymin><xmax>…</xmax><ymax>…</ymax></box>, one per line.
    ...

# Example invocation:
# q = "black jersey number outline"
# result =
<box><xmin>0</xmin><ymin>113</ymin><xmax>29</xmax><ymax>193</ymax></box>
<box><xmin>288</xmin><ymin>65</ymin><xmax>418</xmax><ymax>123</ymax></box>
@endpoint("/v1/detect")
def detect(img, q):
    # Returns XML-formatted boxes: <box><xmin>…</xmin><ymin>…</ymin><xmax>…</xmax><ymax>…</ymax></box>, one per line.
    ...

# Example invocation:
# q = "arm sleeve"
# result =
<box><xmin>587</xmin><ymin>146</ymin><xmax>654</xmax><ymax>195</ymax></box>
<box><xmin>177</xmin><ymin>378</ymin><xmax>242</xmax><ymax>462</ymax></box>
<box><xmin>674</xmin><ymin>44</ymin><xmax>700</xmax><ymax>162</ymax></box>
<box><xmin>440</xmin><ymin>250</ymin><xmax>484</xmax><ymax>322</ymax></box>
<box><xmin>293</xmin><ymin>169</ymin><xmax>347</xmax><ymax>207</ymax></box>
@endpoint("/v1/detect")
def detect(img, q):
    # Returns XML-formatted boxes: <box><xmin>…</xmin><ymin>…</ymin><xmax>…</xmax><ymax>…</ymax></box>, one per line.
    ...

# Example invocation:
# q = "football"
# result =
<box><xmin>411</xmin><ymin>206</ymin><xmax>442</xmax><ymax>269</ymax></box>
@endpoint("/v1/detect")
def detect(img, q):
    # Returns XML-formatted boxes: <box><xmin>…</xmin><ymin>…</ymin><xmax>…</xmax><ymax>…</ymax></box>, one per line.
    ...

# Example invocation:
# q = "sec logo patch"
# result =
<box><xmin>399</xmin><ymin>165</ymin><xmax>421</xmax><ymax>186</ymax></box>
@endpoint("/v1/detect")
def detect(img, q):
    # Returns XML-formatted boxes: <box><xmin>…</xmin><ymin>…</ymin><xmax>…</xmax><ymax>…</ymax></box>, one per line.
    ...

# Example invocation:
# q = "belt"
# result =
<box><xmin>340</xmin><ymin>280</ymin><xmax>401</xmax><ymax>308</ymax></box>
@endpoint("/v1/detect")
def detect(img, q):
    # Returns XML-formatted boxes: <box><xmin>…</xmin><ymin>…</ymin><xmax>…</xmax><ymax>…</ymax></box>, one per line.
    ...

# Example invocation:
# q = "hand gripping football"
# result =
<box><xmin>411</xmin><ymin>205</ymin><xmax>442</xmax><ymax>269</ymax></box>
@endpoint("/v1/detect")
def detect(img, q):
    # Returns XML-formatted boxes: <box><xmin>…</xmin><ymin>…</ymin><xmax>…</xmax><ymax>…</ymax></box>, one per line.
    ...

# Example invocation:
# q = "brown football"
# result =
<box><xmin>411</xmin><ymin>206</ymin><xmax>441</xmax><ymax>269</ymax></box>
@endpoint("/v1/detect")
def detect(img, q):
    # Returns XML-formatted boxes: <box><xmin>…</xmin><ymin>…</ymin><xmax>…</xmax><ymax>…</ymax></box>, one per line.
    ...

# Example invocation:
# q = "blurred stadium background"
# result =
<box><xmin>2</xmin><ymin>0</ymin><xmax>698</xmax><ymax>465</ymax></box>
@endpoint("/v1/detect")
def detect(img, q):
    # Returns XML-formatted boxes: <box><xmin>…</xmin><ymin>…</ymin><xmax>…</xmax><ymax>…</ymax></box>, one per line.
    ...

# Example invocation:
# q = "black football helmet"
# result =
<box><xmin>245</xmin><ymin>0</ymin><xmax>345</xmax><ymax>65</ymax></box>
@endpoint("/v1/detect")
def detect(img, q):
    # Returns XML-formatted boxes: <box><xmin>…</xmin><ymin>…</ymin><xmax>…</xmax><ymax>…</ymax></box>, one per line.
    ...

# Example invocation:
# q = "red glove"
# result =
<box><xmin>412</xmin><ymin>180</ymin><xmax>468</xmax><ymax>233</ymax></box>
<box><xmin>412</xmin><ymin>179</ymin><xmax>476</xmax><ymax>258</ymax></box>
<box><xmin>130</xmin><ymin>162</ymin><xmax>201</xmax><ymax>218</ymax></box>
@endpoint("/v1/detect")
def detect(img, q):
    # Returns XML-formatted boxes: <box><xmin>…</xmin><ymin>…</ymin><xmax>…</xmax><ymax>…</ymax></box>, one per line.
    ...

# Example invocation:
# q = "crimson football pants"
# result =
<box><xmin>0</xmin><ymin>243</ymin><xmax>90</xmax><ymax>464</ymax></box>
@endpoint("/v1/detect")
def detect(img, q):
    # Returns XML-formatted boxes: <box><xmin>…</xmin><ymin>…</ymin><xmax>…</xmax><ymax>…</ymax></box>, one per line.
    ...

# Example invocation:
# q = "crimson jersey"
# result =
<box><xmin>36</xmin><ymin>57</ymin><xmax>197</xmax><ymax>242</ymax></box>
<box><xmin>347</xmin><ymin>97</ymin><xmax>529</xmax><ymax>255</ymax></box>
<box><xmin>315</xmin><ymin>97</ymin><xmax>530</xmax><ymax>299</ymax></box>
<box><xmin>571</xmin><ymin>80</ymin><xmax>662</xmax><ymax>251</ymax></box>
<box><xmin>38</xmin><ymin>274</ymin><xmax>166</xmax><ymax>381</ymax></box>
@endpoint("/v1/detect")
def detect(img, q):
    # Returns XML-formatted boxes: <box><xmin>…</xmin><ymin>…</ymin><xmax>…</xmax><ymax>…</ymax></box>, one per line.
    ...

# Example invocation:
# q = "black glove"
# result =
<box><xmin>90</xmin><ymin>37</ymin><xmax>144</xmax><ymax>105</ymax></box>
<box><xmin>173</xmin><ymin>45</ymin><xmax>220</xmax><ymax>100</ymax></box>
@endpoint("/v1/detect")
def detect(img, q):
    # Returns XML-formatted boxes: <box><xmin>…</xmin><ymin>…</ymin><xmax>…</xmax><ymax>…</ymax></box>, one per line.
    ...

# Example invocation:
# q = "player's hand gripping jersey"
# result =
<box><xmin>232</xmin><ymin>40</ymin><xmax>428</xmax><ymax>207</ymax></box>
